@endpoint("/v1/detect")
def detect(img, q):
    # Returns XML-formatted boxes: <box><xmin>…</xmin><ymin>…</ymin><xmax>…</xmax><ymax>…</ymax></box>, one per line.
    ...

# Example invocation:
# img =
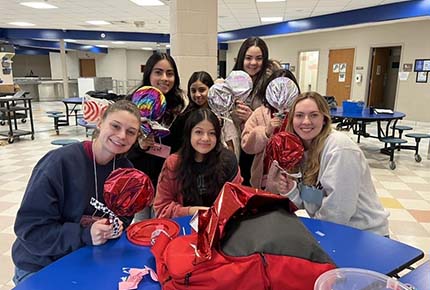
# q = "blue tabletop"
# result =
<box><xmin>399</xmin><ymin>261</ymin><xmax>429</xmax><ymax>290</ymax></box>
<box><xmin>62</xmin><ymin>97</ymin><xmax>83</xmax><ymax>104</ymax></box>
<box><xmin>330</xmin><ymin>107</ymin><xmax>405</xmax><ymax>121</ymax></box>
<box><xmin>13</xmin><ymin>216</ymin><xmax>423</xmax><ymax>290</ymax></box>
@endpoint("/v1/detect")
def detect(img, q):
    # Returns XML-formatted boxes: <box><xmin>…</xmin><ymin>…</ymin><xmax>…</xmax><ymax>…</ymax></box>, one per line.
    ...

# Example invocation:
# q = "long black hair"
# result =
<box><xmin>129</xmin><ymin>53</ymin><xmax>184</xmax><ymax>127</ymax></box>
<box><xmin>185</xmin><ymin>71</ymin><xmax>214</xmax><ymax>113</ymax></box>
<box><xmin>176</xmin><ymin>108</ymin><xmax>226</xmax><ymax>206</ymax></box>
<box><xmin>233</xmin><ymin>37</ymin><xmax>269</xmax><ymax>104</ymax></box>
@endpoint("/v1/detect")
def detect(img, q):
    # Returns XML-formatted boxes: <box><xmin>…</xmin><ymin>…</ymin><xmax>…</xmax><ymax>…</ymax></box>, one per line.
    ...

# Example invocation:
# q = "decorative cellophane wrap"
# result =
<box><xmin>264</xmin><ymin>131</ymin><xmax>304</xmax><ymax>174</ymax></box>
<box><xmin>208</xmin><ymin>82</ymin><xmax>234</xmax><ymax>119</ymax></box>
<box><xmin>195</xmin><ymin>182</ymin><xmax>297</xmax><ymax>264</ymax></box>
<box><xmin>225</xmin><ymin>70</ymin><xmax>253</xmax><ymax>103</ymax></box>
<box><xmin>131</xmin><ymin>86</ymin><xmax>168</xmax><ymax>138</ymax></box>
<box><xmin>91</xmin><ymin>168</ymin><xmax>154</xmax><ymax>236</ymax></box>
<box><xmin>265</xmin><ymin>77</ymin><xmax>299</xmax><ymax>114</ymax></box>
<box><xmin>208</xmin><ymin>71</ymin><xmax>253</xmax><ymax>121</ymax></box>
<box><xmin>83</xmin><ymin>94</ymin><xmax>114</xmax><ymax>125</ymax></box>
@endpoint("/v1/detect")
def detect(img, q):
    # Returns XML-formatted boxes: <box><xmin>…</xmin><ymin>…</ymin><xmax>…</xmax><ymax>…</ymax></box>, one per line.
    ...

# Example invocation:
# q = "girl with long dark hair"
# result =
<box><xmin>231</xmin><ymin>37</ymin><xmax>270</xmax><ymax>185</ymax></box>
<box><xmin>154</xmin><ymin>108</ymin><xmax>243</xmax><ymax>218</ymax></box>
<box><xmin>127</xmin><ymin>52</ymin><xmax>186</xmax><ymax>188</ymax></box>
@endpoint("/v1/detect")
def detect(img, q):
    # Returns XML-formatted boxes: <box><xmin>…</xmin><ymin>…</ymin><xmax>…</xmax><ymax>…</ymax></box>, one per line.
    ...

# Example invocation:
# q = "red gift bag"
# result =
<box><xmin>152</xmin><ymin>182</ymin><xmax>336</xmax><ymax>290</ymax></box>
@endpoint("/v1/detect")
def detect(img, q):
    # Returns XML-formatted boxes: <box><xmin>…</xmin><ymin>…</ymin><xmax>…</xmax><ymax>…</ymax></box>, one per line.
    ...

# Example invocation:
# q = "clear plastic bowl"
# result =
<box><xmin>314</xmin><ymin>268</ymin><xmax>412</xmax><ymax>290</ymax></box>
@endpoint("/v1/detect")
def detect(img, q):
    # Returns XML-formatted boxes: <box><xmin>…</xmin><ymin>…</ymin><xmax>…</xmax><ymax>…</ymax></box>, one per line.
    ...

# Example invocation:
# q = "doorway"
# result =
<box><xmin>79</xmin><ymin>59</ymin><xmax>96</xmax><ymax>77</ymax></box>
<box><xmin>326</xmin><ymin>48</ymin><xmax>355</xmax><ymax>104</ymax></box>
<box><xmin>367</xmin><ymin>46</ymin><xmax>401</xmax><ymax>109</ymax></box>
<box><xmin>298</xmin><ymin>51</ymin><xmax>319</xmax><ymax>92</ymax></box>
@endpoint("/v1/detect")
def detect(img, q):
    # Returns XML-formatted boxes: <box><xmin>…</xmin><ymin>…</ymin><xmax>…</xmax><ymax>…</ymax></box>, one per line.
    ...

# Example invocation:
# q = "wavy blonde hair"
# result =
<box><xmin>285</xmin><ymin>92</ymin><xmax>332</xmax><ymax>185</ymax></box>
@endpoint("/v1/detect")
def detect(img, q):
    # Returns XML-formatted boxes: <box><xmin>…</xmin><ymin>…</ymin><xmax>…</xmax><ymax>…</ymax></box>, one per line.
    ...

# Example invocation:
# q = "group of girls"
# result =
<box><xmin>12</xmin><ymin>36</ymin><xmax>390</xmax><ymax>286</ymax></box>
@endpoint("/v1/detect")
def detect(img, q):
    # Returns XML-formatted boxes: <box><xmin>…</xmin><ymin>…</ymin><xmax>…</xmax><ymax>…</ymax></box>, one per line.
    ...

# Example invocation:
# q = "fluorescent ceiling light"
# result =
<box><xmin>86</xmin><ymin>20</ymin><xmax>111</xmax><ymax>25</ymax></box>
<box><xmin>256</xmin><ymin>0</ymin><xmax>285</xmax><ymax>2</ymax></box>
<box><xmin>141</xmin><ymin>47</ymin><xmax>153</xmax><ymax>50</ymax></box>
<box><xmin>8</xmin><ymin>22</ymin><xmax>36</xmax><ymax>26</ymax></box>
<box><xmin>165</xmin><ymin>44</ymin><xmax>171</xmax><ymax>48</ymax></box>
<box><xmin>64</xmin><ymin>39</ymin><xmax>77</xmax><ymax>42</ymax></box>
<box><xmin>129</xmin><ymin>0</ymin><xmax>165</xmax><ymax>6</ymax></box>
<box><xmin>112</xmin><ymin>41</ymin><xmax>125</xmax><ymax>44</ymax></box>
<box><xmin>20</xmin><ymin>2</ymin><xmax>58</xmax><ymax>9</ymax></box>
<box><xmin>97</xmin><ymin>45</ymin><xmax>109</xmax><ymax>48</ymax></box>
<box><xmin>261</xmin><ymin>17</ymin><xmax>283</xmax><ymax>22</ymax></box>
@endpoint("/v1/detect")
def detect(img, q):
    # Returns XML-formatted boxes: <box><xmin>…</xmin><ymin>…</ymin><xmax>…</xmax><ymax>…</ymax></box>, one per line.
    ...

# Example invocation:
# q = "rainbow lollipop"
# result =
<box><xmin>131</xmin><ymin>86</ymin><xmax>166</xmax><ymax>121</ymax></box>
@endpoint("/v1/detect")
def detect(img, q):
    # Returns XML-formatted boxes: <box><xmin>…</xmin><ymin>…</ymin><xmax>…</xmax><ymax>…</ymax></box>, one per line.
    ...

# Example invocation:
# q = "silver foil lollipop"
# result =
<box><xmin>208</xmin><ymin>82</ymin><xmax>234</xmax><ymax>117</ymax></box>
<box><xmin>265</xmin><ymin>77</ymin><xmax>299</xmax><ymax>113</ymax></box>
<box><xmin>225</xmin><ymin>71</ymin><xmax>253</xmax><ymax>103</ymax></box>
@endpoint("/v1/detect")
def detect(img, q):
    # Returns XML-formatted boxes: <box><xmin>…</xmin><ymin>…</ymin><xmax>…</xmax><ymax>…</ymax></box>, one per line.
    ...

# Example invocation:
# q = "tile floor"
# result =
<box><xmin>0</xmin><ymin>101</ymin><xmax>429</xmax><ymax>289</ymax></box>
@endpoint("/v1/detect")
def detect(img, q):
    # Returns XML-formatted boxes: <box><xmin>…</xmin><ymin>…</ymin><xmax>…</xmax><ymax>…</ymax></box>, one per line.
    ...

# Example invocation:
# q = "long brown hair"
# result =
<box><xmin>286</xmin><ymin>92</ymin><xmax>332</xmax><ymax>185</ymax></box>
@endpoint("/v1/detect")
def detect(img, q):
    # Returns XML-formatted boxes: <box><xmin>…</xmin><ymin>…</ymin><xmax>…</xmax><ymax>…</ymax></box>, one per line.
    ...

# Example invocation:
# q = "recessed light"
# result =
<box><xmin>20</xmin><ymin>2</ymin><xmax>58</xmax><ymax>9</ymax></box>
<box><xmin>141</xmin><ymin>47</ymin><xmax>153</xmax><ymax>50</ymax></box>
<box><xmin>8</xmin><ymin>22</ymin><xmax>36</xmax><ymax>27</ymax></box>
<box><xmin>129</xmin><ymin>0</ymin><xmax>164</xmax><ymax>6</ymax></box>
<box><xmin>261</xmin><ymin>17</ymin><xmax>283</xmax><ymax>22</ymax></box>
<box><xmin>112</xmin><ymin>41</ymin><xmax>125</xmax><ymax>44</ymax></box>
<box><xmin>86</xmin><ymin>20</ymin><xmax>111</xmax><ymax>26</ymax></box>
<box><xmin>256</xmin><ymin>0</ymin><xmax>285</xmax><ymax>2</ymax></box>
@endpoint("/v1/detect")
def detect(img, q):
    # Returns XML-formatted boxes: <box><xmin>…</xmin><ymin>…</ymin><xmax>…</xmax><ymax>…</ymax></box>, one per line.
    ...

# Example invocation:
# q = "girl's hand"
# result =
<box><xmin>138</xmin><ymin>135</ymin><xmax>155</xmax><ymax>150</ymax></box>
<box><xmin>90</xmin><ymin>218</ymin><xmax>112</xmax><ymax>245</ymax></box>
<box><xmin>188</xmin><ymin>206</ymin><xmax>210</xmax><ymax>215</ymax></box>
<box><xmin>265</xmin><ymin>116</ymin><xmax>283</xmax><ymax>137</ymax></box>
<box><xmin>235</xmin><ymin>100</ymin><xmax>253</xmax><ymax>122</ymax></box>
<box><xmin>90</xmin><ymin>218</ymin><xmax>124</xmax><ymax>245</ymax></box>
<box><xmin>266</xmin><ymin>161</ymin><xmax>296</xmax><ymax>195</ymax></box>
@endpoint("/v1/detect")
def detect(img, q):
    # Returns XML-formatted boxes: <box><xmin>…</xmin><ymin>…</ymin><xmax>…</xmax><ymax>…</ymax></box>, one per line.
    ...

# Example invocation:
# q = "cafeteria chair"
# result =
<box><xmin>379</xmin><ymin>137</ymin><xmax>407</xmax><ymax>170</ymax></box>
<box><xmin>391</xmin><ymin>125</ymin><xmax>413</xmax><ymax>151</ymax></box>
<box><xmin>46</xmin><ymin>111</ymin><xmax>68</xmax><ymax>135</ymax></box>
<box><xmin>77</xmin><ymin>118</ymin><xmax>96</xmax><ymax>137</ymax></box>
<box><xmin>51</xmin><ymin>139</ymin><xmax>80</xmax><ymax>146</ymax></box>
<box><xmin>403</xmin><ymin>133</ymin><xmax>430</xmax><ymax>162</ymax></box>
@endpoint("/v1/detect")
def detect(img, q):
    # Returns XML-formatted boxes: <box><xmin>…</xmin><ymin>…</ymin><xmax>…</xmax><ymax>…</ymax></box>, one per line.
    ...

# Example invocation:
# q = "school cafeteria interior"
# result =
<box><xmin>1</xmin><ymin>0</ymin><xmax>430</xmax><ymax>289</ymax></box>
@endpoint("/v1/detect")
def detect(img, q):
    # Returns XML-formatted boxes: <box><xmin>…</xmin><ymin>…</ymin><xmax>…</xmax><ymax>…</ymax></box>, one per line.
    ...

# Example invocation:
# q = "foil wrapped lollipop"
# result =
<box><xmin>104</xmin><ymin>168</ymin><xmax>154</xmax><ymax>217</ymax></box>
<box><xmin>208</xmin><ymin>82</ymin><xmax>235</xmax><ymax>119</ymax></box>
<box><xmin>89</xmin><ymin>168</ymin><xmax>154</xmax><ymax>236</ymax></box>
<box><xmin>265</xmin><ymin>77</ymin><xmax>299</xmax><ymax>115</ymax></box>
<box><xmin>264</xmin><ymin>131</ymin><xmax>304</xmax><ymax>175</ymax></box>
<box><xmin>131</xmin><ymin>86</ymin><xmax>169</xmax><ymax>138</ymax></box>
<box><xmin>225</xmin><ymin>70</ymin><xmax>253</xmax><ymax>103</ymax></box>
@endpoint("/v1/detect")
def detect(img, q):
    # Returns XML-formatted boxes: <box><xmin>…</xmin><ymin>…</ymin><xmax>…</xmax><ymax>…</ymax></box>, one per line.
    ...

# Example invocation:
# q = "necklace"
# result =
<box><xmin>92</xmin><ymin>142</ymin><xmax>116</xmax><ymax>201</ymax></box>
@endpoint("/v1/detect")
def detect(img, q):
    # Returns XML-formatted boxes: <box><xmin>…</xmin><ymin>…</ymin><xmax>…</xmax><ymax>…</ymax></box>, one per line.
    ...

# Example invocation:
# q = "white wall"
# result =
<box><xmin>126</xmin><ymin>49</ymin><xmax>153</xmax><ymax>81</ymax></box>
<box><xmin>226</xmin><ymin>19</ymin><xmax>430</xmax><ymax>122</ymax></box>
<box><xmin>49</xmin><ymin>48</ymin><xmax>151</xmax><ymax>82</ymax></box>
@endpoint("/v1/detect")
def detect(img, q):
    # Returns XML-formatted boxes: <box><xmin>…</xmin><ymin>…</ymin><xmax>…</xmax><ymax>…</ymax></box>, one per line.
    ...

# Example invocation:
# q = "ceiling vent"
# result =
<box><xmin>134</xmin><ymin>21</ymin><xmax>146</xmax><ymax>28</ymax></box>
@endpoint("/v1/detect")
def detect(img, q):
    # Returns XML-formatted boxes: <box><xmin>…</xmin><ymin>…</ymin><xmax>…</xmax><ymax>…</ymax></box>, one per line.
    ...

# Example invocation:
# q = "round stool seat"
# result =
<box><xmin>51</xmin><ymin>139</ymin><xmax>80</xmax><ymax>146</ymax></box>
<box><xmin>46</xmin><ymin>111</ymin><xmax>63</xmax><ymax>115</ymax></box>
<box><xmin>391</xmin><ymin>125</ymin><xmax>413</xmax><ymax>131</ymax></box>
<box><xmin>405</xmin><ymin>133</ymin><xmax>430</xmax><ymax>139</ymax></box>
<box><xmin>380</xmin><ymin>137</ymin><xmax>407</xmax><ymax>144</ymax></box>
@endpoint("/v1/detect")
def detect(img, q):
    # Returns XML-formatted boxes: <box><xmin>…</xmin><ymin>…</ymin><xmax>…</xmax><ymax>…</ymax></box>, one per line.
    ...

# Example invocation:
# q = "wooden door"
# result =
<box><xmin>326</xmin><ymin>48</ymin><xmax>355</xmax><ymax>104</ymax></box>
<box><xmin>79</xmin><ymin>59</ymin><xmax>96</xmax><ymax>77</ymax></box>
<box><xmin>368</xmin><ymin>48</ymin><xmax>390</xmax><ymax>108</ymax></box>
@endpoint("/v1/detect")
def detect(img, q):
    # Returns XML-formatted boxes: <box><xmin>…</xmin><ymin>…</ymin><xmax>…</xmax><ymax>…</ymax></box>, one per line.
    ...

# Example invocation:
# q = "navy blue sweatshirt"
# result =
<box><xmin>12</xmin><ymin>142</ymin><xmax>133</xmax><ymax>272</ymax></box>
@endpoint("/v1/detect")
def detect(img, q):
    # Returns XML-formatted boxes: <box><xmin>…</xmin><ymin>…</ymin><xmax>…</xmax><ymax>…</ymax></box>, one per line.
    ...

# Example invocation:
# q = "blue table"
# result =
<box><xmin>62</xmin><ymin>97</ymin><xmax>83</xmax><ymax>125</ymax></box>
<box><xmin>13</xmin><ymin>216</ymin><xmax>423</xmax><ymax>290</ymax></box>
<box><xmin>330</xmin><ymin>107</ymin><xmax>405</xmax><ymax>142</ymax></box>
<box><xmin>399</xmin><ymin>261</ymin><xmax>429</xmax><ymax>290</ymax></box>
